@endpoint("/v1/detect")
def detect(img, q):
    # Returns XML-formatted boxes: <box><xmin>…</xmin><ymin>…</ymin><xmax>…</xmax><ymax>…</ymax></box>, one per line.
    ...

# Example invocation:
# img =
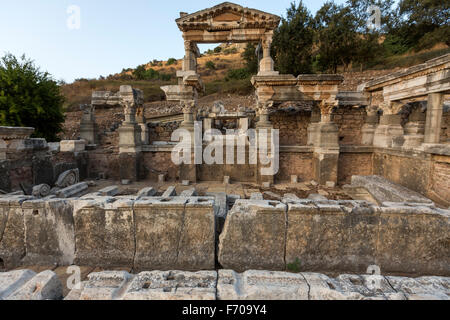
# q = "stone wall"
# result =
<box><xmin>0</xmin><ymin>195</ymin><xmax>216</xmax><ymax>271</ymax></box>
<box><xmin>148</xmin><ymin>122</ymin><xmax>181</xmax><ymax>142</ymax></box>
<box><xmin>338</xmin><ymin>151</ymin><xmax>373</xmax><ymax>184</ymax></box>
<box><xmin>441</xmin><ymin>112</ymin><xmax>450</xmax><ymax>143</ymax></box>
<box><xmin>1</xmin><ymin>194</ymin><xmax>448</xmax><ymax>276</ymax></box>
<box><xmin>276</xmin><ymin>152</ymin><xmax>314</xmax><ymax>182</ymax></box>
<box><xmin>2</xmin><ymin>269</ymin><xmax>449</xmax><ymax>300</ymax></box>
<box><xmin>142</xmin><ymin>151</ymin><xmax>179</xmax><ymax>181</ymax></box>
<box><xmin>333</xmin><ymin>106</ymin><xmax>366</xmax><ymax>145</ymax></box>
<box><xmin>219</xmin><ymin>199</ymin><xmax>450</xmax><ymax>276</ymax></box>
<box><xmin>271</xmin><ymin>112</ymin><xmax>310</xmax><ymax>146</ymax></box>
<box><xmin>373</xmin><ymin>149</ymin><xmax>450</xmax><ymax>207</ymax></box>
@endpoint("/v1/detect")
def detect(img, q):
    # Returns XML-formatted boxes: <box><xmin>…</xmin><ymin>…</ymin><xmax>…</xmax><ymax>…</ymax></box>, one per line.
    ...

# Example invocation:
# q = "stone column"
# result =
<box><xmin>361</xmin><ymin>106</ymin><xmax>379</xmax><ymax>146</ymax></box>
<box><xmin>258</xmin><ymin>33</ymin><xmax>279</xmax><ymax>76</ymax></box>
<box><xmin>255</xmin><ymin>102</ymin><xmax>275</xmax><ymax>185</ymax></box>
<box><xmin>424</xmin><ymin>93</ymin><xmax>444</xmax><ymax>145</ymax></box>
<box><xmin>373</xmin><ymin>102</ymin><xmax>405</xmax><ymax>148</ymax></box>
<box><xmin>403</xmin><ymin>107</ymin><xmax>426</xmax><ymax>149</ymax></box>
<box><xmin>313</xmin><ymin>101</ymin><xmax>340</xmax><ymax>186</ymax></box>
<box><xmin>179</xmin><ymin>100</ymin><xmax>197</xmax><ymax>183</ymax></box>
<box><xmin>118</xmin><ymin>85</ymin><xmax>142</xmax><ymax>182</ymax></box>
<box><xmin>136</xmin><ymin>105</ymin><xmax>149</xmax><ymax>145</ymax></box>
<box><xmin>79</xmin><ymin>104</ymin><xmax>97</xmax><ymax>145</ymax></box>
<box><xmin>182</xmin><ymin>40</ymin><xmax>198</xmax><ymax>73</ymax></box>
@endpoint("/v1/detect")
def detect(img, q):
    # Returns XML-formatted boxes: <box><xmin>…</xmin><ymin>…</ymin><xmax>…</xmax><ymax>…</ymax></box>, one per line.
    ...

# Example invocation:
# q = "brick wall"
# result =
<box><xmin>270</xmin><ymin>112</ymin><xmax>310</xmax><ymax>146</ymax></box>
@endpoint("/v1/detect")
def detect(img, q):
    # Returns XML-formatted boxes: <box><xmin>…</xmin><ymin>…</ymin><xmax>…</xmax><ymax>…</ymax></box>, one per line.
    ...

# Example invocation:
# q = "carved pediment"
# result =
<box><xmin>176</xmin><ymin>2</ymin><xmax>280</xmax><ymax>32</ymax></box>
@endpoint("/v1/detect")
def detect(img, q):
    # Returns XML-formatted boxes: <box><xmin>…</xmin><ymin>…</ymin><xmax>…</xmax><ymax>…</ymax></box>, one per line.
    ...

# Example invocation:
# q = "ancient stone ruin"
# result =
<box><xmin>0</xmin><ymin>2</ymin><xmax>449</xmax><ymax>300</ymax></box>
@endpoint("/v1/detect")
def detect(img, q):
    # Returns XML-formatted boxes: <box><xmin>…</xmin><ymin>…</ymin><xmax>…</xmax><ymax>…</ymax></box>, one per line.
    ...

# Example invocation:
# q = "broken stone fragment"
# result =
<box><xmin>98</xmin><ymin>185</ymin><xmax>119</xmax><ymax>196</ymax></box>
<box><xmin>4</xmin><ymin>270</ymin><xmax>63</xmax><ymax>300</ymax></box>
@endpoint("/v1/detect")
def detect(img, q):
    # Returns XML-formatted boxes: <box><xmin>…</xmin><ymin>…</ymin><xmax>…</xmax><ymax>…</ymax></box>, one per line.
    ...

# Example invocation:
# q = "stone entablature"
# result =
<box><xmin>176</xmin><ymin>2</ymin><xmax>281</xmax><ymax>40</ymax></box>
<box><xmin>0</xmin><ymin>126</ymin><xmax>35</xmax><ymax>140</ymax></box>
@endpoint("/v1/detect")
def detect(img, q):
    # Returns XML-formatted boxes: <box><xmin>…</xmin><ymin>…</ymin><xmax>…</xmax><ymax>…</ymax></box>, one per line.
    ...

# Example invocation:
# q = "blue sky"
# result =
<box><xmin>0</xmin><ymin>0</ymin><xmax>346</xmax><ymax>83</ymax></box>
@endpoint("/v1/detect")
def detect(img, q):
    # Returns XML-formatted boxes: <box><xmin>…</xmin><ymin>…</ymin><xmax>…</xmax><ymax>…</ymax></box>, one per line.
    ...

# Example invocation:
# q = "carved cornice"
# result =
<box><xmin>176</xmin><ymin>2</ymin><xmax>280</xmax><ymax>32</ymax></box>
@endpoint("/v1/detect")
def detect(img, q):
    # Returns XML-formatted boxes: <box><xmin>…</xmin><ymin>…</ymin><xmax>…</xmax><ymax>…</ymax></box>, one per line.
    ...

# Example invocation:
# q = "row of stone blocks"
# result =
<box><xmin>218</xmin><ymin>199</ymin><xmax>450</xmax><ymax>276</ymax></box>
<box><xmin>1</xmin><ymin>269</ymin><xmax>449</xmax><ymax>300</ymax></box>
<box><xmin>0</xmin><ymin>195</ymin><xmax>216</xmax><ymax>271</ymax></box>
<box><xmin>0</xmin><ymin>195</ymin><xmax>449</xmax><ymax>275</ymax></box>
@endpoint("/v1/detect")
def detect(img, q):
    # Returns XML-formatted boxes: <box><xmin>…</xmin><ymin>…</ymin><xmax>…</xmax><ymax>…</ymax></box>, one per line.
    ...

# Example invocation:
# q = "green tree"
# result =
<box><xmin>0</xmin><ymin>54</ymin><xmax>65</xmax><ymax>141</ymax></box>
<box><xmin>386</xmin><ymin>0</ymin><xmax>449</xmax><ymax>53</ymax></box>
<box><xmin>272</xmin><ymin>1</ymin><xmax>315</xmax><ymax>75</ymax></box>
<box><xmin>314</xmin><ymin>2</ymin><xmax>360</xmax><ymax>73</ymax></box>
<box><xmin>241</xmin><ymin>43</ymin><xmax>259</xmax><ymax>74</ymax></box>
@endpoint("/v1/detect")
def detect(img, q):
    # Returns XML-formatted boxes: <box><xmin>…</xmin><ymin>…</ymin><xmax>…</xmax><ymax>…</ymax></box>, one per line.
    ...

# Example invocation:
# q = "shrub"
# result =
<box><xmin>166</xmin><ymin>58</ymin><xmax>177</xmax><ymax>66</ymax></box>
<box><xmin>0</xmin><ymin>53</ymin><xmax>65</xmax><ymax>141</ymax></box>
<box><xmin>225</xmin><ymin>68</ymin><xmax>251</xmax><ymax>81</ymax></box>
<box><xmin>205</xmin><ymin>61</ymin><xmax>216</xmax><ymax>70</ymax></box>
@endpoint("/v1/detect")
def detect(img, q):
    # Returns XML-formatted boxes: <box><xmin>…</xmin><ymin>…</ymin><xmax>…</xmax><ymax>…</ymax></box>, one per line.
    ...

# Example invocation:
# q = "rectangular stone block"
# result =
<box><xmin>5</xmin><ymin>270</ymin><xmax>63</xmax><ymax>300</ymax></box>
<box><xmin>137</xmin><ymin>187</ymin><xmax>157</xmax><ymax>198</ymax></box>
<box><xmin>60</xmin><ymin>140</ymin><xmax>86</xmax><ymax>153</ymax></box>
<box><xmin>217</xmin><ymin>270</ymin><xmax>309</xmax><ymax>300</ymax></box>
<box><xmin>98</xmin><ymin>185</ymin><xmax>119</xmax><ymax>196</ymax></box>
<box><xmin>133</xmin><ymin>198</ymin><xmax>187</xmax><ymax>271</ymax></box>
<box><xmin>122</xmin><ymin>271</ymin><xmax>217</xmax><ymax>300</ymax></box>
<box><xmin>177</xmin><ymin>197</ymin><xmax>215</xmax><ymax>270</ymax></box>
<box><xmin>22</xmin><ymin>199</ymin><xmax>75</xmax><ymax>266</ymax></box>
<box><xmin>56</xmin><ymin>182</ymin><xmax>88</xmax><ymax>198</ymax></box>
<box><xmin>0</xmin><ymin>196</ymin><xmax>33</xmax><ymax>268</ymax></box>
<box><xmin>376</xmin><ymin>206</ymin><xmax>450</xmax><ymax>275</ymax></box>
<box><xmin>286</xmin><ymin>201</ymin><xmax>379</xmax><ymax>273</ymax></box>
<box><xmin>162</xmin><ymin>186</ymin><xmax>176</xmax><ymax>197</ymax></box>
<box><xmin>78</xmin><ymin>271</ymin><xmax>132</xmax><ymax>300</ymax></box>
<box><xmin>73</xmin><ymin>197</ymin><xmax>135</xmax><ymax>268</ymax></box>
<box><xmin>218</xmin><ymin>200</ymin><xmax>286</xmax><ymax>272</ymax></box>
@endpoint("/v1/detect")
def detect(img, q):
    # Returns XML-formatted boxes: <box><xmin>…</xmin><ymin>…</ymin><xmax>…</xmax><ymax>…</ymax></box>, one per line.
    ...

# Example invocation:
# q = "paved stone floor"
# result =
<box><xmin>1</xmin><ymin>268</ymin><xmax>448</xmax><ymax>300</ymax></box>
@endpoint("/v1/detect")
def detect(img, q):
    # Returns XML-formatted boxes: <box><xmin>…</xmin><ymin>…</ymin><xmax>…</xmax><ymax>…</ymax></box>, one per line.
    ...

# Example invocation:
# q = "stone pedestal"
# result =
<box><xmin>361</xmin><ymin>114</ymin><xmax>378</xmax><ymax>146</ymax></box>
<box><xmin>118</xmin><ymin>124</ymin><xmax>142</xmax><ymax>153</ymax></box>
<box><xmin>119</xmin><ymin>153</ymin><xmax>142</xmax><ymax>183</ymax></box>
<box><xmin>403</xmin><ymin>110</ymin><xmax>425</xmax><ymax>149</ymax></box>
<box><xmin>79</xmin><ymin>105</ymin><xmax>96</xmax><ymax>145</ymax></box>
<box><xmin>373</xmin><ymin>115</ymin><xmax>405</xmax><ymax>148</ymax></box>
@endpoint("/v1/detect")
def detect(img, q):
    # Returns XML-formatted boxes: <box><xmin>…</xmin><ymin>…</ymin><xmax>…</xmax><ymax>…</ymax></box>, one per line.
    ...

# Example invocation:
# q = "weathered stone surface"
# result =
<box><xmin>217</xmin><ymin>270</ymin><xmax>309</xmax><ymax>300</ymax></box>
<box><xmin>376</xmin><ymin>205</ymin><xmax>450</xmax><ymax>275</ymax></box>
<box><xmin>286</xmin><ymin>200</ymin><xmax>379</xmax><ymax>273</ymax></box>
<box><xmin>162</xmin><ymin>186</ymin><xmax>177</xmax><ymax>197</ymax></box>
<box><xmin>55</xmin><ymin>169</ymin><xmax>80</xmax><ymax>188</ymax></box>
<box><xmin>0</xmin><ymin>269</ymin><xmax>36</xmax><ymax>299</ymax></box>
<box><xmin>387</xmin><ymin>276</ymin><xmax>449</xmax><ymax>300</ymax></box>
<box><xmin>60</xmin><ymin>140</ymin><xmax>86</xmax><ymax>153</ymax></box>
<box><xmin>133</xmin><ymin>198</ymin><xmax>187</xmax><ymax>271</ymax></box>
<box><xmin>56</xmin><ymin>182</ymin><xmax>88</xmax><ymax>199</ymax></box>
<box><xmin>177</xmin><ymin>197</ymin><xmax>215</xmax><ymax>270</ymax></box>
<box><xmin>122</xmin><ymin>271</ymin><xmax>217</xmax><ymax>300</ymax></box>
<box><xmin>351</xmin><ymin>175</ymin><xmax>434</xmax><ymax>205</ymax></box>
<box><xmin>179</xmin><ymin>188</ymin><xmax>197</xmax><ymax>197</ymax></box>
<box><xmin>5</xmin><ymin>270</ymin><xmax>63</xmax><ymax>300</ymax></box>
<box><xmin>249</xmin><ymin>193</ymin><xmax>263</xmax><ymax>200</ymax></box>
<box><xmin>137</xmin><ymin>187</ymin><xmax>157</xmax><ymax>198</ymax></box>
<box><xmin>0</xmin><ymin>196</ymin><xmax>33</xmax><ymax>268</ymax></box>
<box><xmin>22</xmin><ymin>199</ymin><xmax>75</xmax><ymax>265</ymax></box>
<box><xmin>219</xmin><ymin>200</ymin><xmax>287</xmax><ymax>272</ymax></box>
<box><xmin>78</xmin><ymin>271</ymin><xmax>132</xmax><ymax>300</ymax></box>
<box><xmin>98</xmin><ymin>185</ymin><xmax>119</xmax><ymax>196</ymax></box>
<box><xmin>73</xmin><ymin>197</ymin><xmax>135</xmax><ymax>267</ymax></box>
